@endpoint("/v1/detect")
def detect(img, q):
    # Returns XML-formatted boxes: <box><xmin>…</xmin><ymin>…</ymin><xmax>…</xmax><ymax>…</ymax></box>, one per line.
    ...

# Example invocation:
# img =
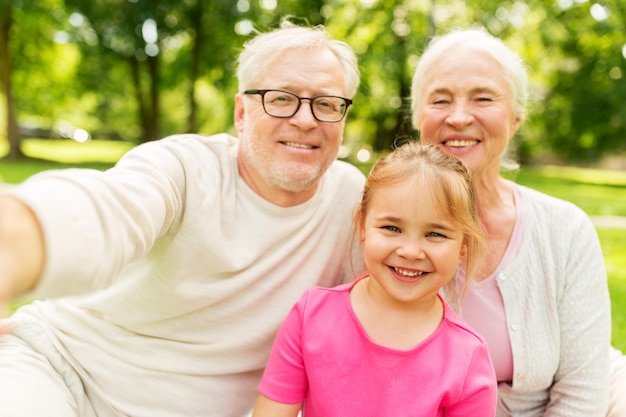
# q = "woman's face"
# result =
<box><xmin>417</xmin><ymin>47</ymin><xmax>521</xmax><ymax>178</ymax></box>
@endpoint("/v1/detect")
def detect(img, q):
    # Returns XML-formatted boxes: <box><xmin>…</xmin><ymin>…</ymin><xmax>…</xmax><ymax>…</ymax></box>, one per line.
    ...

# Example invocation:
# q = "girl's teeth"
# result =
<box><xmin>393</xmin><ymin>267</ymin><xmax>424</xmax><ymax>277</ymax></box>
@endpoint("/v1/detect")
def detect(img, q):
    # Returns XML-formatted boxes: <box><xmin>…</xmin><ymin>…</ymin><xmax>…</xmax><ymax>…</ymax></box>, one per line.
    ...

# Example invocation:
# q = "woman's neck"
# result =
<box><xmin>471</xmin><ymin>176</ymin><xmax>517</xmax><ymax>280</ymax></box>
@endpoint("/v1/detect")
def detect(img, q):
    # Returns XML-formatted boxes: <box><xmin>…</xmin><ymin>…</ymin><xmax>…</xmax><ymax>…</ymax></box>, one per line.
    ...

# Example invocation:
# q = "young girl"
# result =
<box><xmin>251</xmin><ymin>142</ymin><xmax>497</xmax><ymax>417</ymax></box>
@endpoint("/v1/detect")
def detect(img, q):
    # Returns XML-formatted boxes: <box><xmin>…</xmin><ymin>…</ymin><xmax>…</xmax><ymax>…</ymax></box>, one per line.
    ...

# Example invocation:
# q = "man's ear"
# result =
<box><xmin>234</xmin><ymin>93</ymin><xmax>245</xmax><ymax>134</ymax></box>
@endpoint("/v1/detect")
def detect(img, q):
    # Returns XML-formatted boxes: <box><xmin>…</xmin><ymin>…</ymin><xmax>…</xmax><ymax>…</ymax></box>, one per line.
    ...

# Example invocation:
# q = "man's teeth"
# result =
<box><xmin>394</xmin><ymin>267</ymin><xmax>425</xmax><ymax>277</ymax></box>
<box><xmin>284</xmin><ymin>141</ymin><xmax>314</xmax><ymax>149</ymax></box>
<box><xmin>445</xmin><ymin>139</ymin><xmax>477</xmax><ymax>147</ymax></box>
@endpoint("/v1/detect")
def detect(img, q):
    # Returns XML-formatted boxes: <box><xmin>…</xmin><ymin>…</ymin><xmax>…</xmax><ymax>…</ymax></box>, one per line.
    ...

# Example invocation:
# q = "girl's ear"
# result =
<box><xmin>355</xmin><ymin>210</ymin><xmax>365</xmax><ymax>244</ymax></box>
<box><xmin>460</xmin><ymin>243</ymin><xmax>468</xmax><ymax>258</ymax></box>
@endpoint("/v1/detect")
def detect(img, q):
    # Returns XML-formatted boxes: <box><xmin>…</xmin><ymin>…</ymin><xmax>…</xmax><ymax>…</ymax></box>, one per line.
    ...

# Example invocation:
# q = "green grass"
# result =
<box><xmin>598</xmin><ymin>228</ymin><xmax>626</xmax><ymax>351</ymax></box>
<box><xmin>2</xmin><ymin>139</ymin><xmax>626</xmax><ymax>351</ymax></box>
<box><xmin>0</xmin><ymin>159</ymin><xmax>115</xmax><ymax>183</ymax></box>
<box><xmin>0</xmin><ymin>139</ymin><xmax>129</xmax><ymax>181</ymax></box>
<box><xmin>509</xmin><ymin>167</ymin><xmax>626</xmax><ymax>216</ymax></box>
<box><xmin>20</xmin><ymin>139</ymin><xmax>133</xmax><ymax>163</ymax></box>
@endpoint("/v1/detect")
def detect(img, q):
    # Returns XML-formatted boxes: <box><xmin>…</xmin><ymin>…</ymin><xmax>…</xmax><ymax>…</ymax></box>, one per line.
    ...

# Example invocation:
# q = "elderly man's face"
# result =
<box><xmin>234</xmin><ymin>47</ymin><xmax>348</xmax><ymax>206</ymax></box>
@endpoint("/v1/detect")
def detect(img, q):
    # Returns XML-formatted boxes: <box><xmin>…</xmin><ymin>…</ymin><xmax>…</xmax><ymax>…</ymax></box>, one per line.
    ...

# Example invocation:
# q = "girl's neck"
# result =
<box><xmin>350</xmin><ymin>277</ymin><xmax>444</xmax><ymax>350</ymax></box>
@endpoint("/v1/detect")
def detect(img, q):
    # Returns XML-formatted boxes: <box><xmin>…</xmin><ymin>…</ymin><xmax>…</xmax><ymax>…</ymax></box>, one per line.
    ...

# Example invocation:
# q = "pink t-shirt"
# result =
<box><xmin>259</xmin><ymin>280</ymin><xmax>497</xmax><ymax>417</ymax></box>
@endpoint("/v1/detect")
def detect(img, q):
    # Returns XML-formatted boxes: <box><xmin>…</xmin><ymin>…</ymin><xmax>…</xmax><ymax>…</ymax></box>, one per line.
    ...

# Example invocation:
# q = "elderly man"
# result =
<box><xmin>0</xmin><ymin>20</ymin><xmax>363</xmax><ymax>417</ymax></box>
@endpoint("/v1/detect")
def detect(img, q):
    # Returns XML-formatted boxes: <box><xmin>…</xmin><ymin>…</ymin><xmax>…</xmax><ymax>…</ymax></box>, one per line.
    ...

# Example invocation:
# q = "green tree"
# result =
<box><xmin>538</xmin><ymin>1</ymin><xmax>626</xmax><ymax>162</ymax></box>
<box><xmin>172</xmin><ymin>0</ymin><xmax>243</xmax><ymax>135</ymax></box>
<box><xmin>64</xmin><ymin>0</ymin><xmax>170</xmax><ymax>141</ymax></box>
<box><xmin>63</xmin><ymin>0</ymin><xmax>247</xmax><ymax>141</ymax></box>
<box><xmin>3</xmin><ymin>0</ymin><xmax>625</xmax><ymax>164</ymax></box>
<box><xmin>333</xmin><ymin>0</ymin><xmax>433</xmax><ymax>153</ymax></box>
<box><xmin>1</xmin><ymin>0</ymin><xmax>75</xmax><ymax>159</ymax></box>
<box><xmin>0</xmin><ymin>0</ymin><xmax>21</xmax><ymax>159</ymax></box>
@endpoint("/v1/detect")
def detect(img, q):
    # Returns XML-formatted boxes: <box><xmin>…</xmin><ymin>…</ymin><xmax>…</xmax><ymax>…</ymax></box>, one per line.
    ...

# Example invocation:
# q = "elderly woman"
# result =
<box><xmin>410</xmin><ymin>28</ymin><xmax>626</xmax><ymax>416</ymax></box>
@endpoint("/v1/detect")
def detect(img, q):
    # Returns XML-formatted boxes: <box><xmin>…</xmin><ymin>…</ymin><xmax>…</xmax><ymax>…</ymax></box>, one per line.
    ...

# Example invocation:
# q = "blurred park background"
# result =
<box><xmin>1</xmin><ymin>0</ymin><xmax>625</xmax><ymax>164</ymax></box>
<box><xmin>1</xmin><ymin>0</ymin><xmax>625</xmax><ymax>348</ymax></box>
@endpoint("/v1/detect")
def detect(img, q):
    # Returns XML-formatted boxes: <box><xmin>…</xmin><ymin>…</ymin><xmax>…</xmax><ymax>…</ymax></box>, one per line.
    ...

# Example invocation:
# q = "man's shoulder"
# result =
<box><xmin>160</xmin><ymin>132</ymin><xmax>237</xmax><ymax>148</ymax></box>
<box><xmin>318</xmin><ymin>161</ymin><xmax>365</xmax><ymax>205</ymax></box>
<box><xmin>134</xmin><ymin>132</ymin><xmax>237</xmax><ymax>165</ymax></box>
<box><xmin>326</xmin><ymin>159</ymin><xmax>366</xmax><ymax>185</ymax></box>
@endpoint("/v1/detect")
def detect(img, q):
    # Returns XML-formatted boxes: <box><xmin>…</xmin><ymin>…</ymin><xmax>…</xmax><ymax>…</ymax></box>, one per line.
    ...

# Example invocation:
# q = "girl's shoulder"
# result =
<box><xmin>441</xmin><ymin>299</ymin><xmax>488</xmax><ymax>348</ymax></box>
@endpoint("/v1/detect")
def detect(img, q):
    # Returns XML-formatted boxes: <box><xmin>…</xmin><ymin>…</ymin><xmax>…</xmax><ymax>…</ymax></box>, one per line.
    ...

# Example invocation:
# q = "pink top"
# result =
<box><xmin>259</xmin><ymin>280</ymin><xmax>497</xmax><ymax>417</ymax></box>
<box><xmin>460</xmin><ymin>186</ymin><xmax>525</xmax><ymax>382</ymax></box>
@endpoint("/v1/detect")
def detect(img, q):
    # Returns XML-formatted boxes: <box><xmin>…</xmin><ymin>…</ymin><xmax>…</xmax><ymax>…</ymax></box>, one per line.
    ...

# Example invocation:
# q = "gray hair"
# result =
<box><xmin>410</xmin><ymin>28</ymin><xmax>528</xmax><ymax>129</ymax></box>
<box><xmin>237</xmin><ymin>19</ymin><xmax>360</xmax><ymax>98</ymax></box>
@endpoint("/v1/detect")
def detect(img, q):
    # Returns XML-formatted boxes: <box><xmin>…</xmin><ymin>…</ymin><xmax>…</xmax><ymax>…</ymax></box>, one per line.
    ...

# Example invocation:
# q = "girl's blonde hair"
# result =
<box><xmin>354</xmin><ymin>141</ymin><xmax>486</xmax><ymax>305</ymax></box>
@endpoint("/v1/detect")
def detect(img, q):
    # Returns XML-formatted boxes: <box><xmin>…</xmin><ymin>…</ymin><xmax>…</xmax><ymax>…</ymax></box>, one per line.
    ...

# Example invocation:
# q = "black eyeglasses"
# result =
<box><xmin>243</xmin><ymin>89</ymin><xmax>352</xmax><ymax>123</ymax></box>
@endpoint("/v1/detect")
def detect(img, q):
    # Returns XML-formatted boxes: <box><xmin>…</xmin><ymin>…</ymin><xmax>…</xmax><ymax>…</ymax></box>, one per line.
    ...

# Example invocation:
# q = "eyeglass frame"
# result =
<box><xmin>243</xmin><ymin>89</ymin><xmax>353</xmax><ymax>123</ymax></box>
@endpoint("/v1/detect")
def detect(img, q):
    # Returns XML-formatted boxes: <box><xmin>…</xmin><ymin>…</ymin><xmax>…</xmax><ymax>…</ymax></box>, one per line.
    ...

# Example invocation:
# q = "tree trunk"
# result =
<box><xmin>145</xmin><ymin>54</ymin><xmax>159</xmax><ymax>141</ymax></box>
<box><xmin>0</xmin><ymin>2</ymin><xmax>24</xmax><ymax>160</ymax></box>
<box><xmin>129</xmin><ymin>57</ymin><xmax>146</xmax><ymax>142</ymax></box>
<box><xmin>129</xmin><ymin>55</ymin><xmax>160</xmax><ymax>143</ymax></box>
<box><xmin>187</xmin><ymin>2</ymin><xmax>203</xmax><ymax>134</ymax></box>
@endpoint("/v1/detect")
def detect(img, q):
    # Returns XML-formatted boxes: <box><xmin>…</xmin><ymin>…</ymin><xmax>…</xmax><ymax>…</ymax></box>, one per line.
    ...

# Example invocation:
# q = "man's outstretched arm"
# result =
<box><xmin>0</xmin><ymin>195</ymin><xmax>44</xmax><ymax>308</ymax></box>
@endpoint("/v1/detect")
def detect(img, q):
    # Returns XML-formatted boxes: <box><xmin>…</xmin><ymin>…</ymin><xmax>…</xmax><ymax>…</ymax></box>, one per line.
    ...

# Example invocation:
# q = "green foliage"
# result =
<box><xmin>10</xmin><ymin>0</ymin><xmax>75</xmax><ymax>127</ymax></box>
<box><xmin>1</xmin><ymin>0</ymin><xmax>626</xmax><ymax>162</ymax></box>
<box><xmin>535</xmin><ymin>0</ymin><xmax>626</xmax><ymax>162</ymax></box>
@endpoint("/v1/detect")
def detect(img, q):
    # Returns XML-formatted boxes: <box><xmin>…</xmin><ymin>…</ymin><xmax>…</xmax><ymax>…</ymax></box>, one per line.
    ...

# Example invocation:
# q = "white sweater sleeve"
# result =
<box><xmin>8</xmin><ymin>134</ymin><xmax>229</xmax><ymax>298</ymax></box>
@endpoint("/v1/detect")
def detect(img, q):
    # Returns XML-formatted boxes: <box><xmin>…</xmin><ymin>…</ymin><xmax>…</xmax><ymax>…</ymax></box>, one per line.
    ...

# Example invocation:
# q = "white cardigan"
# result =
<box><xmin>491</xmin><ymin>183</ymin><xmax>611</xmax><ymax>416</ymax></box>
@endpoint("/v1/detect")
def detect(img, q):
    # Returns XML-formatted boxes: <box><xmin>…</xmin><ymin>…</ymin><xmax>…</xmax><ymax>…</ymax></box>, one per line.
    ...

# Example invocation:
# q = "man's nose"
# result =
<box><xmin>288</xmin><ymin>100</ymin><xmax>318</xmax><ymax>129</ymax></box>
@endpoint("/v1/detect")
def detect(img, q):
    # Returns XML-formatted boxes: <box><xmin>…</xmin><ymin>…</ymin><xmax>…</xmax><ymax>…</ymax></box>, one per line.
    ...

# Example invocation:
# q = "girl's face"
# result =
<box><xmin>417</xmin><ymin>47</ymin><xmax>521</xmax><ymax>179</ymax></box>
<box><xmin>359</xmin><ymin>180</ymin><xmax>465</xmax><ymax>307</ymax></box>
